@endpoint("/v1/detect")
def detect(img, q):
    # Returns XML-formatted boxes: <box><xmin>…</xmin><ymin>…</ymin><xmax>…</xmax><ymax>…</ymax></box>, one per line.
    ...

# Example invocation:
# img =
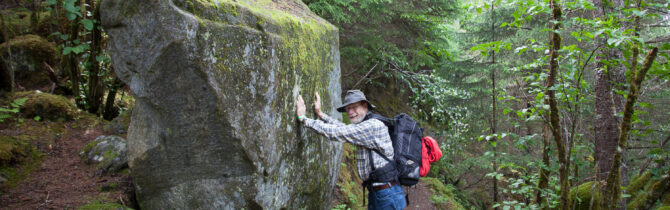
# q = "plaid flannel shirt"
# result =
<box><xmin>303</xmin><ymin>113</ymin><xmax>394</xmax><ymax>181</ymax></box>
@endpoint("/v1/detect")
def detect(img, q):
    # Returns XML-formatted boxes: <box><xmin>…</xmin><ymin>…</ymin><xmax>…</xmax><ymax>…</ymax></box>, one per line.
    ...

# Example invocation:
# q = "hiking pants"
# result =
<box><xmin>368</xmin><ymin>184</ymin><xmax>405</xmax><ymax>210</ymax></box>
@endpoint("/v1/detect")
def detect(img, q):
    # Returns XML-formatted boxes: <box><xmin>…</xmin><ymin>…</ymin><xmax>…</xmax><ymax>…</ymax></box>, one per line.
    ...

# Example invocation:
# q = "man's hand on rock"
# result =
<box><xmin>313</xmin><ymin>92</ymin><xmax>324</xmax><ymax>119</ymax></box>
<box><xmin>296</xmin><ymin>95</ymin><xmax>306</xmax><ymax>122</ymax></box>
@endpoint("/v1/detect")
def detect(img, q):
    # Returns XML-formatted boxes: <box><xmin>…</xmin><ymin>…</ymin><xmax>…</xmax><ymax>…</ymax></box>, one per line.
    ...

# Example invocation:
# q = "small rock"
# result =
<box><xmin>0</xmin><ymin>176</ymin><xmax>7</xmax><ymax>184</ymax></box>
<box><xmin>82</xmin><ymin>135</ymin><xmax>128</xmax><ymax>173</ymax></box>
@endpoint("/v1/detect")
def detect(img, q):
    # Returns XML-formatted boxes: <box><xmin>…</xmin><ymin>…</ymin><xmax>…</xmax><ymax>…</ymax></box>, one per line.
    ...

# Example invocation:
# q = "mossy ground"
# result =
<box><xmin>0</xmin><ymin>134</ymin><xmax>45</xmax><ymax>191</ymax></box>
<box><xmin>77</xmin><ymin>195</ymin><xmax>133</xmax><ymax>210</ymax></box>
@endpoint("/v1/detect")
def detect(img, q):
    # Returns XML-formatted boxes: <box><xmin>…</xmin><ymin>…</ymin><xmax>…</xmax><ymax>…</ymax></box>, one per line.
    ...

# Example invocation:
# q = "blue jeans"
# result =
<box><xmin>368</xmin><ymin>184</ymin><xmax>405</xmax><ymax>210</ymax></box>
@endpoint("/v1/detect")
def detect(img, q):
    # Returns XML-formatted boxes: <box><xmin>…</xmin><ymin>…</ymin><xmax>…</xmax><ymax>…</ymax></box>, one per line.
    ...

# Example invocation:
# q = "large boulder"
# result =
<box><xmin>0</xmin><ymin>35</ymin><xmax>57</xmax><ymax>91</ymax></box>
<box><xmin>101</xmin><ymin>0</ymin><xmax>343</xmax><ymax>209</ymax></box>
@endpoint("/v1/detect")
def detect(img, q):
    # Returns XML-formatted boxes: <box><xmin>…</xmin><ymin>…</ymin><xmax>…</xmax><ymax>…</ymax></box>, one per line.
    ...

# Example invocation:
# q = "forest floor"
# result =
<box><xmin>0</xmin><ymin>118</ymin><xmax>136</xmax><ymax>209</ymax></box>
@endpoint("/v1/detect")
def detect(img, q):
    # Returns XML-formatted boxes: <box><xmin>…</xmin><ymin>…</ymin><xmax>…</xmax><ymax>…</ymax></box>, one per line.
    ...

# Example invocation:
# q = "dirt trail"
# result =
<box><xmin>0</xmin><ymin>123</ymin><xmax>133</xmax><ymax>209</ymax></box>
<box><xmin>406</xmin><ymin>181</ymin><xmax>438</xmax><ymax>210</ymax></box>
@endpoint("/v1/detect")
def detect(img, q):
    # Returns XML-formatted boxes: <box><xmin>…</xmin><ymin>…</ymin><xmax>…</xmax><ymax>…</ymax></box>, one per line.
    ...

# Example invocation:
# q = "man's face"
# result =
<box><xmin>345</xmin><ymin>101</ymin><xmax>369</xmax><ymax>124</ymax></box>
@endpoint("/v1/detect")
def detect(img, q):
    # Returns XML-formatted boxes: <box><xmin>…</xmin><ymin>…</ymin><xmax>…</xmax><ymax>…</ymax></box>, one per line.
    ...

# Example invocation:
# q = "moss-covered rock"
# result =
<box><xmin>0</xmin><ymin>34</ymin><xmax>57</xmax><ymax>91</ymax></box>
<box><xmin>101</xmin><ymin>0</ymin><xmax>342</xmax><ymax>209</ymax></box>
<box><xmin>81</xmin><ymin>135</ymin><xmax>128</xmax><ymax>173</ymax></box>
<box><xmin>568</xmin><ymin>181</ymin><xmax>602</xmax><ymax>210</ymax></box>
<box><xmin>10</xmin><ymin>91</ymin><xmax>77</xmax><ymax>121</ymax></box>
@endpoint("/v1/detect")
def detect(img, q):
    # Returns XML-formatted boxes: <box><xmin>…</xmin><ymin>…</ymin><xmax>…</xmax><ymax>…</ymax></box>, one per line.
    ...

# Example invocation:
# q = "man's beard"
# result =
<box><xmin>350</xmin><ymin>115</ymin><xmax>364</xmax><ymax>124</ymax></box>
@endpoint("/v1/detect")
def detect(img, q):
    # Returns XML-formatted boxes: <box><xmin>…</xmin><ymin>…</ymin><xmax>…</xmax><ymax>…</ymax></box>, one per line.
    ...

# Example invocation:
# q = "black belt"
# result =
<box><xmin>372</xmin><ymin>181</ymin><xmax>398</xmax><ymax>192</ymax></box>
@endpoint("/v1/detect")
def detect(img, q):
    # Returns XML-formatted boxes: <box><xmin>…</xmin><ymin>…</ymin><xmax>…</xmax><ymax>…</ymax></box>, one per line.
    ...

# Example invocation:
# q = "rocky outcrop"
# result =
<box><xmin>101</xmin><ymin>0</ymin><xmax>342</xmax><ymax>209</ymax></box>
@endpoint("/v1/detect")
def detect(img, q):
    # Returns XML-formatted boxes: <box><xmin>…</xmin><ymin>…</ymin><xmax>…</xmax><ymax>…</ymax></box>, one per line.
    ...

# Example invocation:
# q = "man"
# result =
<box><xmin>296</xmin><ymin>90</ymin><xmax>405</xmax><ymax>209</ymax></box>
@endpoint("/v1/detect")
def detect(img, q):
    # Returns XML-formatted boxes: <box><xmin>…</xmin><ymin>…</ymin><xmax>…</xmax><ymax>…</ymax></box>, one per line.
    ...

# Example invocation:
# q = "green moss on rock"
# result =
<box><xmin>0</xmin><ymin>35</ymin><xmax>57</xmax><ymax>90</ymax></box>
<box><xmin>11</xmin><ymin>91</ymin><xmax>78</xmax><ymax>121</ymax></box>
<box><xmin>569</xmin><ymin>181</ymin><xmax>602</xmax><ymax>210</ymax></box>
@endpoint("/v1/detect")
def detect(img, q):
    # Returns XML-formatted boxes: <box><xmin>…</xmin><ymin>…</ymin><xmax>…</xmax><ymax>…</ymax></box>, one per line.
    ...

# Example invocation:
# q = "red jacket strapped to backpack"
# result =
<box><xmin>420</xmin><ymin>136</ymin><xmax>442</xmax><ymax>177</ymax></box>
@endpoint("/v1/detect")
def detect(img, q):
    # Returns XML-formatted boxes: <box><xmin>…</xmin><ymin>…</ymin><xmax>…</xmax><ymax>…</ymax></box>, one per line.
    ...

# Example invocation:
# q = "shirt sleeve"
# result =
<box><xmin>303</xmin><ymin>118</ymin><xmax>383</xmax><ymax>149</ymax></box>
<box><xmin>319</xmin><ymin>113</ymin><xmax>346</xmax><ymax>126</ymax></box>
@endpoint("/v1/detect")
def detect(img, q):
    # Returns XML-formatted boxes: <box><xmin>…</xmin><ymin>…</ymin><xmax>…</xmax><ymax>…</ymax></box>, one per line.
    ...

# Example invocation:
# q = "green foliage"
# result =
<box><xmin>422</xmin><ymin>177</ymin><xmax>466</xmax><ymax>210</ymax></box>
<box><xmin>0</xmin><ymin>98</ymin><xmax>27</xmax><ymax>122</ymax></box>
<box><xmin>334</xmin><ymin>143</ymin><xmax>365</xmax><ymax>209</ymax></box>
<box><xmin>305</xmin><ymin>0</ymin><xmax>462</xmax><ymax>86</ymax></box>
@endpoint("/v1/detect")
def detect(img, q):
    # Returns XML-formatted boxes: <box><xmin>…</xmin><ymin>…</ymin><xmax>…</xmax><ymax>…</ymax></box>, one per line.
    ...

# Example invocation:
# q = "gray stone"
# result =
<box><xmin>101</xmin><ymin>0</ymin><xmax>343</xmax><ymax>209</ymax></box>
<box><xmin>0</xmin><ymin>176</ymin><xmax>7</xmax><ymax>184</ymax></box>
<box><xmin>104</xmin><ymin>107</ymin><xmax>133</xmax><ymax>135</ymax></box>
<box><xmin>82</xmin><ymin>135</ymin><xmax>128</xmax><ymax>173</ymax></box>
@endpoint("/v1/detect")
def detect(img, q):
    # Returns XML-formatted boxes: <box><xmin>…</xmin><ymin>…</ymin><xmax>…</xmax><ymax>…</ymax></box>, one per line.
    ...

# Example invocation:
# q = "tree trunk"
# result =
<box><xmin>546</xmin><ymin>1</ymin><xmax>569</xmax><ymax>209</ymax></box>
<box><xmin>489</xmin><ymin>1</ymin><xmax>499</xmax><ymax>207</ymax></box>
<box><xmin>69</xmin><ymin>0</ymin><xmax>85</xmax><ymax>108</ymax></box>
<box><xmin>31</xmin><ymin>0</ymin><xmax>41</xmax><ymax>32</ymax></box>
<box><xmin>602</xmin><ymin>47</ymin><xmax>658</xmax><ymax>209</ymax></box>
<box><xmin>103</xmin><ymin>77</ymin><xmax>122</xmax><ymax>120</ymax></box>
<box><xmin>535</xmin><ymin>124</ymin><xmax>550</xmax><ymax>209</ymax></box>
<box><xmin>86</xmin><ymin>0</ymin><xmax>104</xmax><ymax>114</ymax></box>
<box><xmin>1</xmin><ymin>12</ymin><xmax>14</xmax><ymax>92</ymax></box>
<box><xmin>592</xmin><ymin>0</ymin><xmax>625</xmax><ymax>181</ymax></box>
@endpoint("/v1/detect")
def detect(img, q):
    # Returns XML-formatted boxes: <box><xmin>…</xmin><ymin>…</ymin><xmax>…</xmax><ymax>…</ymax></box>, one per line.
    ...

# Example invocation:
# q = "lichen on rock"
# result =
<box><xmin>81</xmin><ymin>135</ymin><xmax>128</xmax><ymax>173</ymax></box>
<box><xmin>101</xmin><ymin>0</ymin><xmax>342</xmax><ymax>209</ymax></box>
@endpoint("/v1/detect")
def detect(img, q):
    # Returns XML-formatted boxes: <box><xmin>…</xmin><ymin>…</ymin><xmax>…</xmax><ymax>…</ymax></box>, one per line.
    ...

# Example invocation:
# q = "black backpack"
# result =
<box><xmin>365</xmin><ymin>113</ymin><xmax>423</xmax><ymax>186</ymax></box>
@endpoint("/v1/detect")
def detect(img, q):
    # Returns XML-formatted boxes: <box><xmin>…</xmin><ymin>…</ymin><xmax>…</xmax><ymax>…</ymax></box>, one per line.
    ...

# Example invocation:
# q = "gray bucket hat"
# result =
<box><xmin>336</xmin><ymin>90</ymin><xmax>376</xmax><ymax>112</ymax></box>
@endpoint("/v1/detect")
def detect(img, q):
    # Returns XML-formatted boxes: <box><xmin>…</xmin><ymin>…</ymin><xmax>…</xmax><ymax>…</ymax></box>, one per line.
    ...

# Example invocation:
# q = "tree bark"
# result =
<box><xmin>592</xmin><ymin>0</ymin><xmax>625</xmax><ymax>181</ymax></box>
<box><xmin>546</xmin><ymin>1</ymin><xmax>569</xmax><ymax>209</ymax></box>
<box><xmin>535</xmin><ymin>124</ymin><xmax>550</xmax><ymax>209</ymax></box>
<box><xmin>489</xmin><ymin>1</ymin><xmax>499</xmax><ymax>207</ymax></box>
<box><xmin>1</xmin><ymin>11</ymin><xmax>14</xmax><ymax>92</ymax></box>
<box><xmin>602</xmin><ymin>47</ymin><xmax>658</xmax><ymax>209</ymax></box>
<box><xmin>103</xmin><ymin>77</ymin><xmax>122</xmax><ymax>120</ymax></box>
<box><xmin>86</xmin><ymin>0</ymin><xmax>104</xmax><ymax>114</ymax></box>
